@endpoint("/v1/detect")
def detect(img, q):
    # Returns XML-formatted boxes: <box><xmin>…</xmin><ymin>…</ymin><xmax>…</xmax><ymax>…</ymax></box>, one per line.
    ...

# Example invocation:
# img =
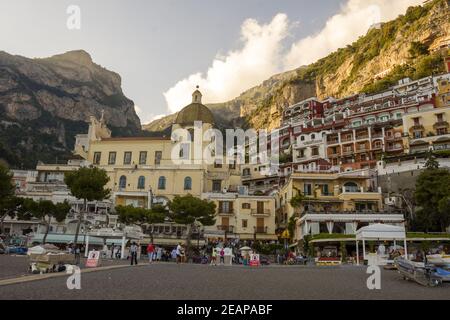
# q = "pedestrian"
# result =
<box><xmin>219</xmin><ymin>247</ymin><xmax>225</xmax><ymax>265</ymax></box>
<box><xmin>156</xmin><ymin>247</ymin><xmax>162</xmax><ymax>261</ymax></box>
<box><xmin>180</xmin><ymin>244</ymin><xmax>186</xmax><ymax>263</ymax></box>
<box><xmin>130</xmin><ymin>242</ymin><xmax>138</xmax><ymax>266</ymax></box>
<box><xmin>176</xmin><ymin>242</ymin><xmax>182</xmax><ymax>264</ymax></box>
<box><xmin>210</xmin><ymin>247</ymin><xmax>217</xmax><ymax>266</ymax></box>
<box><xmin>171</xmin><ymin>247</ymin><xmax>177</xmax><ymax>262</ymax></box>
<box><xmin>74</xmin><ymin>245</ymin><xmax>81</xmax><ymax>265</ymax></box>
<box><xmin>147</xmin><ymin>242</ymin><xmax>155</xmax><ymax>263</ymax></box>
<box><xmin>111</xmin><ymin>243</ymin><xmax>115</xmax><ymax>259</ymax></box>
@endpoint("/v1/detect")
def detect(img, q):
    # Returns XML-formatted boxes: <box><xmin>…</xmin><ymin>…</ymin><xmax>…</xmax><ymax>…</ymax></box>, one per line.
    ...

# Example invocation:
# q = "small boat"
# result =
<box><xmin>426</xmin><ymin>254</ymin><xmax>450</xmax><ymax>265</ymax></box>
<box><xmin>395</xmin><ymin>257</ymin><xmax>442</xmax><ymax>287</ymax></box>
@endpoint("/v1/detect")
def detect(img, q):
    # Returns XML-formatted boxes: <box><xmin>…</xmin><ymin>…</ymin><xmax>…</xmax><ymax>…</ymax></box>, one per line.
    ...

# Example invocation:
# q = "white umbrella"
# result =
<box><xmin>239</xmin><ymin>246</ymin><xmax>252</xmax><ymax>251</ymax></box>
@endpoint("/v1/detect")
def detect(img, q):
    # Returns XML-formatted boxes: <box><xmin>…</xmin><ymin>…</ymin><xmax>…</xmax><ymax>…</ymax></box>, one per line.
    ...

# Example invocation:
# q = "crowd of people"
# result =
<box><xmin>145</xmin><ymin>242</ymin><xmax>186</xmax><ymax>264</ymax></box>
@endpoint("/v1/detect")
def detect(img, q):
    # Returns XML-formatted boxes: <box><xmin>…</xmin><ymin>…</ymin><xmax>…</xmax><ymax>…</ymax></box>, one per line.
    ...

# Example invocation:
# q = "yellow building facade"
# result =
<box><xmin>75</xmin><ymin>90</ymin><xmax>241</xmax><ymax>207</ymax></box>
<box><xmin>436</xmin><ymin>76</ymin><xmax>450</xmax><ymax>108</ymax></box>
<box><xmin>202</xmin><ymin>193</ymin><xmax>277</xmax><ymax>241</ymax></box>
<box><xmin>403</xmin><ymin>106</ymin><xmax>450</xmax><ymax>153</ymax></box>
<box><xmin>276</xmin><ymin>170</ymin><xmax>398</xmax><ymax>242</ymax></box>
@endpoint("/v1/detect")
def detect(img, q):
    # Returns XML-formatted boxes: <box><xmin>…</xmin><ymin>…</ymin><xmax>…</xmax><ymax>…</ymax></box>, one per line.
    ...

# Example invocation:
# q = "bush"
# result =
<box><xmin>409</xmin><ymin>41</ymin><xmax>429</xmax><ymax>58</ymax></box>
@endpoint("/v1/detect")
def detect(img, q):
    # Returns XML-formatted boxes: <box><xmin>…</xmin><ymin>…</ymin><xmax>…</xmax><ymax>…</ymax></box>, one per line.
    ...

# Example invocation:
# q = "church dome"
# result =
<box><xmin>174</xmin><ymin>88</ymin><xmax>215</xmax><ymax>125</ymax></box>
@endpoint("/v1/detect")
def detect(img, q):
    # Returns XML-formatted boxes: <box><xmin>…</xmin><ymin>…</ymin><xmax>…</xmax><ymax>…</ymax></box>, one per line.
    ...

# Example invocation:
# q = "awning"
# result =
<box><xmin>140</xmin><ymin>238</ymin><xmax>206</xmax><ymax>246</ymax></box>
<box><xmin>356</xmin><ymin>223</ymin><xmax>406</xmax><ymax>241</ymax></box>
<box><xmin>31</xmin><ymin>233</ymin><xmax>118</xmax><ymax>245</ymax></box>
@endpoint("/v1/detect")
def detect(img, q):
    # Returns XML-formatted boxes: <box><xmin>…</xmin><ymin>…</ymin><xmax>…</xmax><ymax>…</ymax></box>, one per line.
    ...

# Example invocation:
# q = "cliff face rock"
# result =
<box><xmin>146</xmin><ymin>0</ymin><xmax>449</xmax><ymax>132</ymax></box>
<box><xmin>0</xmin><ymin>50</ymin><xmax>141</xmax><ymax>168</ymax></box>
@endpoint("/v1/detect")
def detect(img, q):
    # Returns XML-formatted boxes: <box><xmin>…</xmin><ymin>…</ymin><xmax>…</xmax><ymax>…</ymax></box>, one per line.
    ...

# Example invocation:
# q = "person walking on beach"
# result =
<box><xmin>130</xmin><ymin>242</ymin><xmax>138</xmax><ymax>266</ymax></box>
<box><xmin>156</xmin><ymin>247</ymin><xmax>162</xmax><ymax>261</ymax></box>
<box><xmin>147</xmin><ymin>242</ymin><xmax>155</xmax><ymax>264</ymax></box>
<box><xmin>210</xmin><ymin>247</ymin><xmax>217</xmax><ymax>266</ymax></box>
<box><xmin>219</xmin><ymin>247</ymin><xmax>225</xmax><ymax>265</ymax></box>
<box><xmin>176</xmin><ymin>242</ymin><xmax>182</xmax><ymax>264</ymax></box>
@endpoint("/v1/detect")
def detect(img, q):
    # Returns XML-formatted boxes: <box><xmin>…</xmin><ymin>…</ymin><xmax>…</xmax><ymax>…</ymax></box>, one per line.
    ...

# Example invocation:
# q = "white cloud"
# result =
<box><xmin>161</xmin><ymin>0</ymin><xmax>423</xmax><ymax>118</ymax></box>
<box><xmin>163</xmin><ymin>13</ymin><xmax>289</xmax><ymax>113</ymax></box>
<box><xmin>284</xmin><ymin>0</ymin><xmax>423</xmax><ymax>69</ymax></box>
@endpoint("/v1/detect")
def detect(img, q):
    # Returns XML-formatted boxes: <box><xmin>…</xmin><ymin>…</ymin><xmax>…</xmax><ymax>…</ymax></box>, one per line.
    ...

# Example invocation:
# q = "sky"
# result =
<box><xmin>0</xmin><ymin>0</ymin><xmax>423</xmax><ymax>124</ymax></box>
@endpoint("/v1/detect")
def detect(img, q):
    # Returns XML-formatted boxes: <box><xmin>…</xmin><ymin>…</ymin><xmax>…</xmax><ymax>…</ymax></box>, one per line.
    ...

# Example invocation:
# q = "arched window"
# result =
<box><xmin>158</xmin><ymin>176</ymin><xmax>166</xmax><ymax>190</ymax></box>
<box><xmin>119</xmin><ymin>175</ymin><xmax>127</xmax><ymax>189</ymax></box>
<box><xmin>344</xmin><ymin>182</ymin><xmax>358</xmax><ymax>193</ymax></box>
<box><xmin>184</xmin><ymin>177</ymin><xmax>192</xmax><ymax>190</ymax></box>
<box><xmin>137</xmin><ymin>176</ymin><xmax>145</xmax><ymax>190</ymax></box>
<box><xmin>311</xmin><ymin>134</ymin><xmax>316</xmax><ymax>140</ymax></box>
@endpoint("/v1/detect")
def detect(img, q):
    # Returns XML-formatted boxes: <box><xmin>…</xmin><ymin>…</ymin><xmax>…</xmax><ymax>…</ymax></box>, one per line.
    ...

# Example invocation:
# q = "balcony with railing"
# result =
<box><xmin>355</xmin><ymin>143</ymin><xmax>369</xmax><ymax>153</ymax></box>
<box><xmin>254</xmin><ymin>226</ymin><xmax>268</xmax><ymax>234</ymax></box>
<box><xmin>355</xmin><ymin>133</ymin><xmax>369</xmax><ymax>141</ymax></box>
<box><xmin>385</xmin><ymin>133</ymin><xmax>403</xmax><ymax>141</ymax></box>
<box><xmin>341</xmin><ymin>135</ymin><xmax>354</xmax><ymax>143</ymax></box>
<box><xmin>250</xmin><ymin>209</ymin><xmax>271</xmax><ymax>216</ymax></box>
<box><xmin>327</xmin><ymin>134</ymin><xmax>339</xmax><ymax>144</ymax></box>
<box><xmin>433</xmin><ymin>121</ymin><xmax>449</xmax><ymax>129</ymax></box>
<box><xmin>301</xmin><ymin>209</ymin><xmax>404</xmax><ymax>218</ymax></box>
<box><xmin>218</xmin><ymin>208</ymin><xmax>234</xmax><ymax>216</ymax></box>
<box><xmin>341</xmin><ymin>147</ymin><xmax>354</xmax><ymax>156</ymax></box>
<box><xmin>386</xmin><ymin>144</ymin><xmax>404</xmax><ymax>152</ymax></box>
<box><xmin>372</xmin><ymin>142</ymin><xmax>383</xmax><ymax>150</ymax></box>
<box><xmin>327</xmin><ymin>148</ymin><xmax>341</xmax><ymax>158</ymax></box>
<box><xmin>217</xmin><ymin>225</ymin><xmax>234</xmax><ymax>233</ymax></box>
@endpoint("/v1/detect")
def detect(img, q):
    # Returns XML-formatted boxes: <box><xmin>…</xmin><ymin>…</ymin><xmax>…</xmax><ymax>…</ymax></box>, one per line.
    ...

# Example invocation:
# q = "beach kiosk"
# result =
<box><xmin>355</xmin><ymin>223</ymin><xmax>407</xmax><ymax>265</ymax></box>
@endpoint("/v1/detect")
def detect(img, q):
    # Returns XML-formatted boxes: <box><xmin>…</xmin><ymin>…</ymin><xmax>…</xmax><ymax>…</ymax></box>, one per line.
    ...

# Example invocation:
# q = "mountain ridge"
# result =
<box><xmin>0</xmin><ymin>50</ymin><xmax>141</xmax><ymax>168</ymax></box>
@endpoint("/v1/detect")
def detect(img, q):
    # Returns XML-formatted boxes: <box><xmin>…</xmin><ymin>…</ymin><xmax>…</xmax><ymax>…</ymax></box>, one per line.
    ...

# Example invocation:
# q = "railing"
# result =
<box><xmin>327</xmin><ymin>152</ymin><xmax>340</xmax><ymax>157</ymax></box>
<box><xmin>218</xmin><ymin>209</ymin><xmax>234</xmax><ymax>215</ymax></box>
<box><xmin>302</xmin><ymin>210</ymin><xmax>403</xmax><ymax>215</ymax></box>
<box><xmin>217</xmin><ymin>225</ymin><xmax>234</xmax><ymax>233</ymax></box>
<box><xmin>254</xmin><ymin>226</ymin><xmax>268</xmax><ymax>234</ymax></box>
<box><xmin>385</xmin><ymin>135</ymin><xmax>402</xmax><ymax>141</ymax></box>
<box><xmin>342</xmin><ymin>149</ymin><xmax>354</xmax><ymax>155</ymax></box>
<box><xmin>251</xmin><ymin>209</ymin><xmax>270</xmax><ymax>215</ymax></box>
<box><xmin>327</xmin><ymin>138</ymin><xmax>339</xmax><ymax>144</ymax></box>
<box><xmin>372</xmin><ymin>144</ymin><xmax>383</xmax><ymax>150</ymax></box>
<box><xmin>386</xmin><ymin>145</ymin><xmax>403</xmax><ymax>151</ymax></box>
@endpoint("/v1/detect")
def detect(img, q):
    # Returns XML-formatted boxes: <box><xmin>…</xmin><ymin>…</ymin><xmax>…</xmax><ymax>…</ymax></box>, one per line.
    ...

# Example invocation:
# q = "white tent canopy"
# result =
<box><xmin>355</xmin><ymin>223</ymin><xmax>407</xmax><ymax>265</ymax></box>
<box><xmin>356</xmin><ymin>223</ymin><xmax>406</xmax><ymax>241</ymax></box>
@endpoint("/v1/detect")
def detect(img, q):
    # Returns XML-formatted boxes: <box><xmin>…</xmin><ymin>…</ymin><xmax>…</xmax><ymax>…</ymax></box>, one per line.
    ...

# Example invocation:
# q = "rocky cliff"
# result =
<box><xmin>146</xmin><ymin>0</ymin><xmax>449</xmax><ymax>132</ymax></box>
<box><xmin>0</xmin><ymin>50</ymin><xmax>141</xmax><ymax>168</ymax></box>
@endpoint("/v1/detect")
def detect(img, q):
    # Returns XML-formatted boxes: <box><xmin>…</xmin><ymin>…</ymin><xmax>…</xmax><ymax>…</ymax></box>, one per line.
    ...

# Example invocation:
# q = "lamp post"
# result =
<box><xmin>148</xmin><ymin>187</ymin><xmax>153</xmax><ymax>209</ymax></box>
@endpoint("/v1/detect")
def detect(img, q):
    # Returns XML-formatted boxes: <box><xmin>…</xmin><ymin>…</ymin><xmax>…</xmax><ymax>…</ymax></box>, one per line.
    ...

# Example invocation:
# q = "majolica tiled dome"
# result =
<box><xmin>175</xmin><ymin>89</ymin><xmax>214</xmax><ymax>125</ymax></box>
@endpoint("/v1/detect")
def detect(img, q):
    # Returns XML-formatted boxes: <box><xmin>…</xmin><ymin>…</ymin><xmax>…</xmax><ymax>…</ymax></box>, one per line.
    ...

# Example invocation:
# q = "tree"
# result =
<box><xmin>64</xmin><ymin>167</ymin><xmax>110</xmax><ymax>245</ymax></box>
<box><xmin>168</xmin><ymin>195</ymin><xmax>216</xmax><ymax>257</ymax></box>
<box><xmin>0</xmin><ymin>165</ymin><xmax>23</xmax><ymax>234</ymax></box>
<box><xmin>0</xmin><ymin>164</ymin><xmax>14</xmax><ymax>200</ymax></box>
<box><xmin>116</xmin><ymin>205</ymin><xmax>166</xmax><ymax>242</ymax></box>
<box><xmin>29</xmin><ymin>200</ymin><xmax>70</xmax><ymax>243</ymax></box>
<box><xmin>414</xmin><ymin>163</ymin><xmax>450</xmax><ymax>232</ymax></box>
<box><xmin>424</xmin><ymin>151</ymin><xmax>439</xmax><ymax>169</ymax></box>
<box><xmin>0</xmin><ymin>197</ymin><xmax>24</xmax><ymax>235</ymax></box>
<box><xmin>408</xmin><ymin>41</ymin><xmax>429</xmax><ymax>58</ymax></box>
